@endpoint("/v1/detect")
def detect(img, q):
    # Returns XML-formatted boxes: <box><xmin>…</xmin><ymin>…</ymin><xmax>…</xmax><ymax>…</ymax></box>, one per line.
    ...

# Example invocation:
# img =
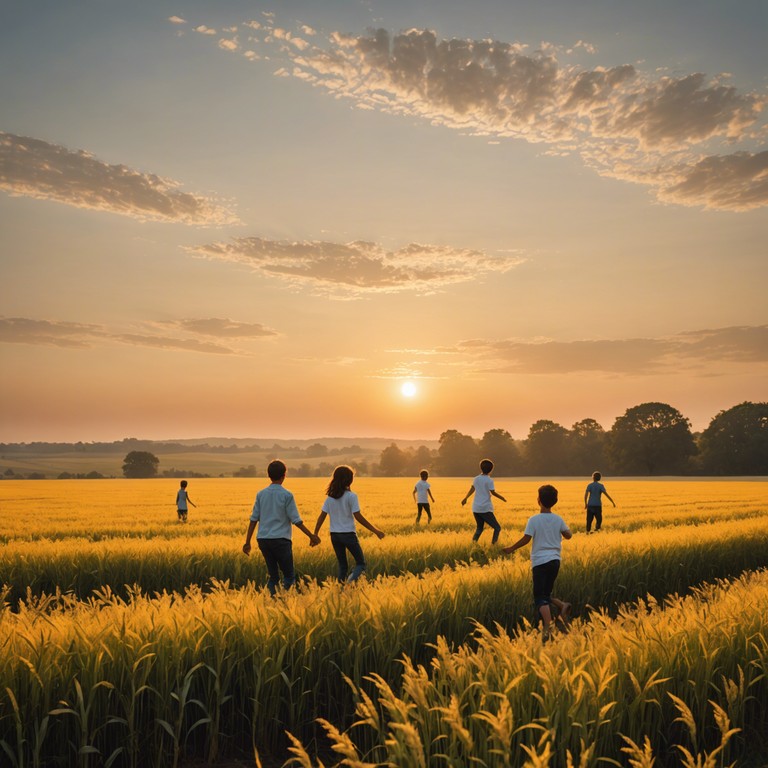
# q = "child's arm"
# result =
<box><xmin>353</xmin><ymin>511</ymin><xmax>385</xmax><ymax>539</ymax></box>
<box><xmin>412</xmin><ymin>486</ymin><xmax>417</xmax><ymax>501</ymax></box>
<box><xmin>490</xmin><ymin>490</ymin><xmax>506</xmax><ymax>502</ymax></box>
<box><xmin>460</xmin><ymin>486</ymin><xmax>475</xmax><ymax>506</ymax></box>
<box><xmin>242</xmin><ymin>520</ymin><xmax>258</xmax><ymax>555</ymax></box>
<box><xmin>603</xmin><ymin>490</ymin><xmax>616</xmax><ymax>507</ymax></box>
<box><xmin>584</xmin><ymin>488</ymin><xmax>589</xmax><ymax>507</ymax></box>
<box><xmin>428</xmin><ymin>489</ymin><xmax>435</xmax><ymax>502</ymax></box>
<box><xmin>313</xmin><ymin>511</ymin><xmax>328</xmax><ymax>537</ymax></box>
<box><xmin>188</xmin><ymin>496</ymin><xmax>197</xmax><ymax>508</ymax></box>
<box><xmin>502</xmin><ymin>533</ymin><xmax>531</xmax><ymax>555</ymax></box>
<box><xmin>296</xmin><ymin>521</ymin><xmax>321</xmax><ymax>546</ymax></box>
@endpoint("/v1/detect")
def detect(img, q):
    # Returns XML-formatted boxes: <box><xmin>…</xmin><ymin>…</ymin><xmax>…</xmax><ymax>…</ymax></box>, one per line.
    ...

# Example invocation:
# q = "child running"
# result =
<box><xmin>175</xmin><ymin>480</ymin><xmax>196</xmax><ymax>523</ymax></box>
<box><xmin>313</xmin><ymin>465</ymin><xmax>385</xmax><ymax>583</ymax></box>
<box><xmin>412</xmin><ymin>469</ymin><xmax>435</xmax><ymax>525</ymax></box>
<box><xmin>242</xmin><ymin>460</ymin><xmax>320</xmax><ymax>596</ymax></box>
<box><xmin>584</xmin><ymin>471</ymin><xmax>616</xmax><ymax>533</ymax></box>
<box><xmin>503</xmin><ymin>484</ymin><xmax>572</xmax><ymax>642</ymax></box>
<box><xmin>461</xmin><ymin>458</ymin><xmax>506</xmax><ymax>544</ymax></box>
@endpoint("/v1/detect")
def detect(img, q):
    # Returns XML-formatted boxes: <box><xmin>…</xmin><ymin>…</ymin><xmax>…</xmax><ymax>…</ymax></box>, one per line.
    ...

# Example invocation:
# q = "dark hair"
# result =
<box><xmin>267</xmin><ymin>460</ymin><xmax>287</xmax><ymax>481</ymax></box>
<box><xmin>592</xmin><ymin>471</ymin><xmax>602</xmax><ymax>481</ymax></box>
<box><xmin>538</xmin><ymin>484</ymin><xmax>558</xmax><ymax>508</ymax></box>
<box><xmin>420</xmin><ymin>470</ymin><xmax>429</xmax><ymax>480</ymax></box>
<box><xmin>479</xmin><ymin>459</ymin><xmax>494</xmax><ymax>474</ymax></box>
<box><xmin>180</xmin><ymin>480</ymin><xmax>188</xmax><ymax>487</ymax></box>
<box><xmin>326</xmin><ymin>465</ymin><xmax>354</xmax><ymax>499</ymax></box>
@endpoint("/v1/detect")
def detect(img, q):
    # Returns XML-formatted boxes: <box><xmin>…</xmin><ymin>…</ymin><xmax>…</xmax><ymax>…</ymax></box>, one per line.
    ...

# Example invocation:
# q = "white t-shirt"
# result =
<box><xmin>414</xmin><ymin>479</ymin><xmax>431</xmax><ymax>503</ymax></box>
<box><xmin>524</xmin><ymin>512</ymin><xmax>571</xmax><ymax>568</ymax></box>
<box><xmin>472</xmin><ymin>474</ymin><xmax>495</xmax><ymax>513</ymax></box>
<box><xmin>322</xmin><ymin>489</ymin><xmax>360</xmax><ymax>533</ymax></box>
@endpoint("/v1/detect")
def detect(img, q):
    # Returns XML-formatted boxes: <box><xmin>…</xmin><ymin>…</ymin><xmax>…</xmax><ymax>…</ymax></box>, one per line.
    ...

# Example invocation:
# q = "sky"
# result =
<box><xmin>1</xmin><ymin>0</ymin><xmax>766</xmax><ymax>443</ymax></box>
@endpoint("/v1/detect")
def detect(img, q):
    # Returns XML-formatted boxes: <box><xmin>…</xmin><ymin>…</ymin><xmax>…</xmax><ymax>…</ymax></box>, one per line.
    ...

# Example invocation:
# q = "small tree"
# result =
<box><xmin>122</xmin><ymin>451</ymin><xmax>160</xmax><ymax>479</ymax></box>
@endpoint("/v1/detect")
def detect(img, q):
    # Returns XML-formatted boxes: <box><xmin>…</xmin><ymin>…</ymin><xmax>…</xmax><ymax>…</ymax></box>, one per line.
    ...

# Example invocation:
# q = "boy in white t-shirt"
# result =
<box><xmin>412</xmin><ymin>469</ymin><xmax>435</xmax><ymax>525</ymax></box>
<box><xmin>503</xmin><ymin>484</ymin><xmax>572</xmax><ymax>641</ymax></box>
<box><xmin>461</xmin><ymin>459</ymin><xmax>507</xmax><ymax>544</ymax></box>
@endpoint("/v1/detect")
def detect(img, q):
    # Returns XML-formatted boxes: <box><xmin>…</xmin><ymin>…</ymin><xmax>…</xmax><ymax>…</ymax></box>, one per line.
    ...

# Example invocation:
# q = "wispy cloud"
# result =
<box><xmin>190</xmin><ymin>236</ymin><xmax>524</xmax><ymax>295</ymax></box>
<box><xmin>0</xmin><ymin>316</ymin><xmax>275</xmax><ymax>354</ymax></box>
<box><xmin>0</xmin><ymin>133</ymin><xmax>238</xmax><ymax>225</ymax></box>
<box><xmin>212</xmin><ymin>22</ymin><xmax>766</xmax><ymax>211</ymax></box>
<box><xmin>168</xmin><ymin>16</ymin><xmax>186</xmax><ymax>25</ymax></box>
<box><xmin>452</xmin><ymin>325</ymin><xmax>768</xmax><ymax>375</ymax></box>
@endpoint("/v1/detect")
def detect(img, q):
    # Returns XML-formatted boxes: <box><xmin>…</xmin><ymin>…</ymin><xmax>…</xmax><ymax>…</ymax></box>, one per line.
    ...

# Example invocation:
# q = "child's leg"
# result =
<box><xmin>586</xmin><ymin>507</ymin><xmax>593</xmax><ymax>532</ymax></box>
<box><xmin>273</xmin><ymin>539</ymin><xmax>296</xmax><ymax>590</ymax></box>
<box><xmin>484</xmin><ymin>512</ymin><xmax>502</xmax><ymax>544</ymax></box>
<box><xmin>425</xmin><ymin>503</ymin><xmax>432</xmax><ymax>523</ymax></box>
<box><xmin>415</xmin><ymin>505</ymin><xmax>422</xmax><ymax>524</ymax></box>
<box><xmin>344</xmin><ymin>534</ymin><xmax>367</xmax><ymax>583</ymax></box>
<box><xmin>594</xmin><ymin>507</ymin><xmax>603</xmax><ymax>531</ymax></box>
<box><xmin>257</xmin><ymin>539</ymin><xmax>282</xmax><ymax>596</ymax></box>
<box><xmin>330</xmin><ymin>534</ymin><xmax>350</xmax><ymax>581</ymax></box>
<box><xmin>472</xmin><ymin>513</ymin><xmax>485</xmax><ymax>541</ymax></box>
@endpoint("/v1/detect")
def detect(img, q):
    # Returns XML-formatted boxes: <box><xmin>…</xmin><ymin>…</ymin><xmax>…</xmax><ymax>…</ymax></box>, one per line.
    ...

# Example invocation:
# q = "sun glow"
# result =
<box><xmin>401</xmin><ymin>381</ymin><xmax>417</xmax><ymax>398</ymax></box>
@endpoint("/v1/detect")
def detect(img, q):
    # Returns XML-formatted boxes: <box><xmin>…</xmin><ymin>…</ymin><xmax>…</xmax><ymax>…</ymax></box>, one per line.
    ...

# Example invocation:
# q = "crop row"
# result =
<box><xmin>1</xmin><ymin>521</ymin><xmax>767</xmax><ymax>766</ymax></box>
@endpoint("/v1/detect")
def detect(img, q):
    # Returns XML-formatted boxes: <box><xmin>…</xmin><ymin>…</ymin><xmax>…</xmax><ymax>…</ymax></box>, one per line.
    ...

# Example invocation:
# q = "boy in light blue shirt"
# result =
<box><xmin>242</xmin><ymin>460</ymin><xmax>320</xmax><ymax>595</ymax></box>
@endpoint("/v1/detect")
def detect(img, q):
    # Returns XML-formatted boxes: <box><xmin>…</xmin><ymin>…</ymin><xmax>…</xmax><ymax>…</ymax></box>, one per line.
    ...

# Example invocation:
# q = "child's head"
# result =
<box><xmin>267</xmin><ymin>460</ymin><xmax>287</xmax><ymax>482</ymax></box>
<box><xmin>420</xmin><ymin>470</ymin><xmax>429</xmax><ymax>480</ymax></box>
<box><xmin>180</xmin><ymin>480</ymin><xmax>188</xmax><ymax>488</ymax></box>
<box><xmin>592</xmin><ymin>471</ymin><xmax>602</xmax><ymax>481</ymax></box>
<box><xmin>479</xmin><ymin>459</ymin><xmax>494</xmax><ymax>475</ymax></box>
<box><xmin>538</xmin><ymin>484</ymin><xmax>558</xmax><ymax>509</ymax></box>
<box><xmin>327</xmin><ymin>465</ymin><xmax>354</xmax><ymax>499</ymax></box>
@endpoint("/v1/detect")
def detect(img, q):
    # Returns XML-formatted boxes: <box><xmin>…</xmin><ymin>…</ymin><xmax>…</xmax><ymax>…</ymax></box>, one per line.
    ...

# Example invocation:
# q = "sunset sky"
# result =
<box><xmin>1</xmin><ymin>0</ymin><xmax>766</xmax><ymax>443</ymax></box>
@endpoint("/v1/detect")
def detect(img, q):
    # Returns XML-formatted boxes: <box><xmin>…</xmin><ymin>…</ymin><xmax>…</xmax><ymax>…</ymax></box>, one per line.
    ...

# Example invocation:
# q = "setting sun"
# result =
<box><xmin>401</xmin><ymin>381</ymin><xmax>417</xmax><ymax>398</ymax></box>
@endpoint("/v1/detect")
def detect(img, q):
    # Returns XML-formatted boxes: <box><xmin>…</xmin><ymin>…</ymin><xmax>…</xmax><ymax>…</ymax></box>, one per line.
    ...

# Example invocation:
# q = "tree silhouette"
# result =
<box><xmin>437</xmin><ymin>430</ymin><xmax>479</xmax><ymax>476</ymax></box>
<box><xmin>699</xmin><ymin>401</ymin><xmax>768</xmax><ymax>475</ymax></box>
<box><xmin>122</xmin><ymin>451</ymin><xmax>160</xmax><ymax>479</ymax></box>
<box><xmin>568</xmin><ymin>418</ymin><xmax>606</xmax><ymax>475</ymax></box>
<box><xmin>524</xmin><ymin>420</ymin><xmax>569</xmax><ymax>475</ymax></box>
<box><xmin>479</xmin><ymin>429</ymin><xmax>521</xmax><ymax>476</ymax></box>
<box><xmin>608</xmin><ymin>402</ymin><xmax>695</xmax><ymax>475</ymax></box>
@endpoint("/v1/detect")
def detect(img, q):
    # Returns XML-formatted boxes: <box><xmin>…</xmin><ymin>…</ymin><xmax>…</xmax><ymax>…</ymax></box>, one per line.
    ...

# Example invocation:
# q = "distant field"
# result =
<box><xmin>1</xmin><ymin>478</ymin><xmax>767</xmax><ymax>767</ymax></box>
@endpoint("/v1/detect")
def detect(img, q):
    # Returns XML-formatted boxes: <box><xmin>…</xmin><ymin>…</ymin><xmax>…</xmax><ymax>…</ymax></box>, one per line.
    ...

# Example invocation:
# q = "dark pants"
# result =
<box><xmin>415</xmin><ymin>502</ymin><xmax>432</xmax><ymax>523</ymax></box>
<box><xmin>330</xmin><ymin>531</ymin><xmax>366</xmax><ymax>582</ymax></box>
<box><xmin>472</xmin><ymin>512</ymin><xmax>501</xmax><ymax>544</ymax></box>
<box><xmin>257</xmin><ymin>538</ymin><xmax>295</xmax><ymax>596</ymax></box>
<box><xmin>586</xmin><ymin>505</ymin><xmax>602</xmax><ymax>532</ymax></box>
<box><xmin>532</xmin><ymin>558</ymin><xmax>560</xmax><ymax>608</ymax></box>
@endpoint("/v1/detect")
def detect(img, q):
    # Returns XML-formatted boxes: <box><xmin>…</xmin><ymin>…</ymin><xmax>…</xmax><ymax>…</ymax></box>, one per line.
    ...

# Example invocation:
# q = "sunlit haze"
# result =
<box><xmin>1</xmin><ymin>0</ymin><xmax>766</xmax><ymax>442</ymax></box>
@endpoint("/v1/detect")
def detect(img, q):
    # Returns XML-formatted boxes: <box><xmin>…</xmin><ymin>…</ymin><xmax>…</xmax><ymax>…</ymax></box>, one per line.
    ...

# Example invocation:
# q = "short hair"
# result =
<box><xmin>538</xmin><ymin>484</ymin><xmax>558</xmax><ymax>508</ymax></box>
<box><xmin>479</xmin><ymin>459</ymin><xmax>494</xmax><ymax>474</ymax></box>
<box><xmin>267</xmin><ymin>460</ymin><xmax>287</xmax><ymax>481</ymax></box>
<box><xmin>420</xmin><ymin>470</ymin><xmax>429</xmax><ymax>480</ymax></box>
<box><xmin>180</xmin><ymin>480</ymin><xmax>188</xmax><ymax>487</ymax></box>
<box><xmin>592</xmin><ymin>471</ymin><xmax>602</xmax><ymax>481</ymax></box>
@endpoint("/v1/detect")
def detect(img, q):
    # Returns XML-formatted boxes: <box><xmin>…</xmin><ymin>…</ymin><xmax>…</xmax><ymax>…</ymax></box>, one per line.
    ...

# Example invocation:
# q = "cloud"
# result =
<box><xmin>0</xmin><ymin>132</ymin><xmax>238</xmax><ymax>225</ymax></box>
<box><xmin>452</xmin><ymin>325</ymin><xmax>768</xmax><ymax>375</ymax></box>
<box><xmin>0</xmin><ymin>317</ymin><xmax>104</xmax><ymax>348</ymax></box>
<box><xmin>268</xmin><ymin>27</ymin><xmax>766</xmax><ymax>211</ymax></box>
<box><xmin>219</xmin><ymin>37</ymin><xmax>239</xmax><ymax>52</ymax></box>
<box><xmin>190</xmin><ymin>237</ymin><xmax>524</xmax><ymax>295</ymax></box>
<box><xmin>0</xmin><ymin>316</ymin><xmax>277</xmax><ymax>354</ymax></box>
<box><xmin>168</xmin><ymin>16</ymin><xmax>186</xmax><ymax>25</ymax></box>
<box><xmin>168</xmin><ymin>318</ymin><xmax>277</xmax><ymax>338</ymax></box>
<box><xmin>194</xmin><ymin>25</ymin><xmax>217</xmax><ymax>36</ymax></box>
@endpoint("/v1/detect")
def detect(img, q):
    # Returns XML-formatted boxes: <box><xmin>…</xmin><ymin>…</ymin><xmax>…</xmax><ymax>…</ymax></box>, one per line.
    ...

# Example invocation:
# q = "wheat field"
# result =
<box><xmin>0</xmin><ymin>477</ymin><xmax>767</xmax><ymax>767</ymax></box>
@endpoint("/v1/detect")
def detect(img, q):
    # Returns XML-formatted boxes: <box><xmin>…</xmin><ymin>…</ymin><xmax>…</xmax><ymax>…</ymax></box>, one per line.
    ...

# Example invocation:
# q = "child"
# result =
<box><xmin>584</xmin><ymin>471</ymin><xmax>616</xmax><ymax>533</ymax></box>
<box><xmin>461</xmin><ymin>458</ymin><xmax>506</xmax><ymax>544</ymax></box>
<box><xmin>175</xmin><ymin>480</ymin><xmax>196</xmax><ymax>523</ymax></box>
<box><xmin>313</xmin><ymin>465</ymin><xmax>385</xmax><ymax>583</ymax></box>
<box><xmin>242</xmin><ymin>460</ymin><xmax>320</xmax><ymax>596</ymax></box>
<box><xmin>503</xmin><ymin>484</ymin><xmax>572</xmax><ymax>642</ymax></box>
<box><xmin>413</xmin><ymin>469</ymin><xmax>435</xmax><ymax>525</ymax></box>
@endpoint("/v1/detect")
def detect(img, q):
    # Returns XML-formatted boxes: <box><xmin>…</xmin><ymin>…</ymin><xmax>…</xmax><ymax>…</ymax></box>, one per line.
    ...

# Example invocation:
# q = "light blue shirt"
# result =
<box><xmin>250</xmin><ymin>483</ymin><xmax>302</xmax><ymax>539</ymax></box>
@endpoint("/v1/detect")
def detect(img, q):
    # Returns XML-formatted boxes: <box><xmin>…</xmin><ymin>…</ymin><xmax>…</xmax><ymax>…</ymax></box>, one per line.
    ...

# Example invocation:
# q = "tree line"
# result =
<box><xmin>116</xmin><ymin>401</ymin><xmax>766</xmax><ymax>479</ymax></box>
<box><xmin>377</xmin><ymin>401</ymin><xmax>767</xmax><ymax>477</ymax></box>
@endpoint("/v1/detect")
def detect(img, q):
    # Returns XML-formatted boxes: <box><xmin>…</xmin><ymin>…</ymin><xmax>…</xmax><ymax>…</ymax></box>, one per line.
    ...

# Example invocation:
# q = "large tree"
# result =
<box><xmin>122</xmin><ymin>451</ymin><xmax>160</xmax><ymax>479</ymax></box>
<box><xmin>608</xmin><ymin>402</ymin><xmax>696</xmax><ymax>475</ymax></box>
<box><xmin>568</xmin><ymin>418</ymin><xmax>607</xmax><ymax>475</ymax></box>
<box><xmin>524</xmin><ymin>420</ymin><xmax>569</xmax><ymax>475</ymax></box>
<box><xmin>698</xmin><ymin>401</ymin><xmax>768</xmax><ymax>475</ymax></box>
<box><xmin>479</xmin><ymin>428</ymin><xmax>522</xmax><ymax>476</ymax></box>
<box><xmin>437</xmin><ymin>429</ymin><xmax>479</xmax><ymax>476</ymax></box>
<box><xmin>377</xmin><ymin>443</ymin><xmax>410</xmax><ymax>476</ymax></box>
